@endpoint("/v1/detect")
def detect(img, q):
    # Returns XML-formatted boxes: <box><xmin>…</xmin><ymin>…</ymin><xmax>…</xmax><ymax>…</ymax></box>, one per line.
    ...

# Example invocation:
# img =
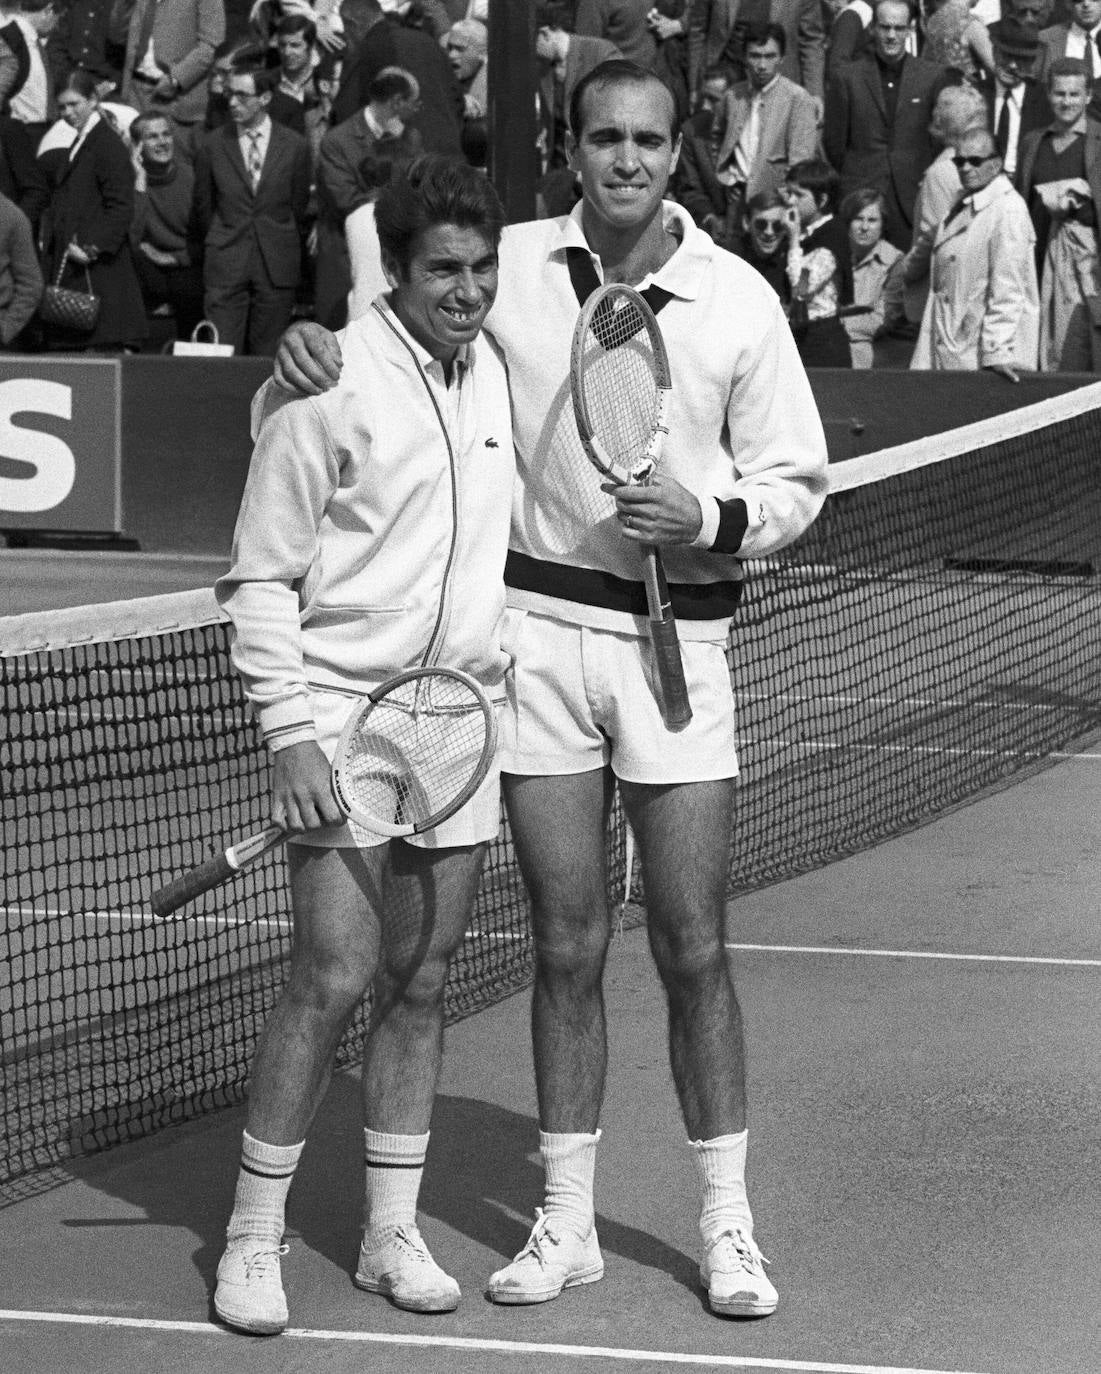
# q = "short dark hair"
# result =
<box><xmin>839</xmin><ymin>186</ymin><xmax>887</xmax><ymax>224</ymax></box>
<box><xmin>229</xmin><ymin>45</ymin><xmax>280</xmax><ymax>92</ymax></box>
<box><xmin>786</xmin><ymin>157</ymin><xmax>840</xmax><ymax>211</ymax></box>
<box><xmin>58</xmin><ymin>68</ymin><xmax>98</xmax><ymax>100</ymax></box>
<box><xmin>357</xmin><ymin>144</ymin><xmax>413</xmax><ymax>196</ymax></box>
<box><xmin>742</xmin><ymin>21</ymin><xmax>787</xmax><ymax>55</ymax></box>
<box><xmin>375</xmin><ymin>155</ymin><xmax>506</xmax><ymax>277</ymax></box>
<box><xmin>130</xmin><ymin>110</ymin><xmax>174</xmax><ymax>143</ymax></box>
<box><xmin>366</xmin><ymin>65</ymin><xmax>418</xmax><ymax>105</ymax></box>
<box><xmin>1047</xmin><ymin>55</ymin><xmax>1092</xmax><ymax>90</ymax></box>
<box><xmin>535</xmin><ymin>1</ymin><xmax>574</xmax><ymax>31</ymax></box>
<box><xmin>745</xmin><ymin>188</ymin><xmax>787</xmax><ymax>217</ymax></box>
<box><xmin>569</xmin><ymin>59</ymin><xmax>679</xmax><ymax>141</ymax></box>
<box><xmin>18</xmin><ymin>0</ymin><xmax>57</xmax><ymax>13</ymax></box>
<box><xmin>276</xmin><ymin>12</ymin><xmax>317</xmax><ymax>45</ymax></box>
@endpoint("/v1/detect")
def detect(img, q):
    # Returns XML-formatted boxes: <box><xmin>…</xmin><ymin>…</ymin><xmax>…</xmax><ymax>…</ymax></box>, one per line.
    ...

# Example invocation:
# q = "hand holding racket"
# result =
<box><xmin>570</xmin><ymin>283</ymin><xmax>693</xmax><ymax>729</ymax></box>
<box><xmin>151</xmin><ymin>667</ymin><xmax>497</xmax><ymax>916</ymax></box>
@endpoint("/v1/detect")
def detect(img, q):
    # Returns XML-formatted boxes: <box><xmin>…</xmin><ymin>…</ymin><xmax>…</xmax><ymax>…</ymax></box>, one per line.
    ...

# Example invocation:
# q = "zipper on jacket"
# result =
<box><xmin>373</xmin><ymin>303</ymin><xmax>460</xmax><ymax>669</ymax></box>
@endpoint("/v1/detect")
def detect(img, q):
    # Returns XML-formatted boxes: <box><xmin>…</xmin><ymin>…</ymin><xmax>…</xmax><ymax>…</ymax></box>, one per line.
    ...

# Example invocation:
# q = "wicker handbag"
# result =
<box><xmin>39</xmin><ymin>245</ymin><xmax>101</xmax><ymax>333</ymax></box>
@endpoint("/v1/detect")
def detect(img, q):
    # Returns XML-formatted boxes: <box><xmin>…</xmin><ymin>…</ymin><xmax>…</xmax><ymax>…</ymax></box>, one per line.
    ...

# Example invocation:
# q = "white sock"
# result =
<box><xmin>692</xmin><ymin>1130</ymin><xmax>753</xmax><ymax>1247</ymax></box>
<box><xmin>226</xmin><ymin>1130</ymin><xmax>304</xmax><ymax>1245</ymax></box>
<box><xmin>540</xmin><ymin>1129</ymin><xmax>600</xmax><ymax>1239</ymax></box>
<box><xmin>363</xmin><ymin>1128</ymin><xmax>428</xmax><ymax>1238</ymax></box>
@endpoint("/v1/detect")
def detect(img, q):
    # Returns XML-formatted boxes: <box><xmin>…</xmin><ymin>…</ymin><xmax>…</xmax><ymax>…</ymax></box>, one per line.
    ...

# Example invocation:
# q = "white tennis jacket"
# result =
<box><xmin>215</xmin><ymin>300</ymin><xmax>516</xmax><ymax>753</ymax></box>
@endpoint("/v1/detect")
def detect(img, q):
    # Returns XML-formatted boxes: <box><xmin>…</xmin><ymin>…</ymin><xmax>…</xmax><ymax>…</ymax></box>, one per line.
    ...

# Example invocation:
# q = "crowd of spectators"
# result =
<box><xmin>0</xmin><ymin>0</ymin><xmax>1098</xmax><ymax>369</ymax></box>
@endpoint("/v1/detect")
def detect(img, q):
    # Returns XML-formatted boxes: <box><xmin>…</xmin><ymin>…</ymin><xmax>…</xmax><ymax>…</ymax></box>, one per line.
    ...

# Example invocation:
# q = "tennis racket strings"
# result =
<box><xmin>336</xmin><ymin>671</ymin><xmax>493</xmax><ymax>832</ymax></box>
<box><xmin>577</xmin><ymin>293</ymin><xmax>662</xmax><ymax>483</ymax></box>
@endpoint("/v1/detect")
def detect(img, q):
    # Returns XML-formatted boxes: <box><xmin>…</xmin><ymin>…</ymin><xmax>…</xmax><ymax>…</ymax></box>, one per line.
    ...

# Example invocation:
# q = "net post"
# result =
<box><xmin>488</xmin><ymin>0</ymin><xmax>537</xmax><ymax>223</ymax></box>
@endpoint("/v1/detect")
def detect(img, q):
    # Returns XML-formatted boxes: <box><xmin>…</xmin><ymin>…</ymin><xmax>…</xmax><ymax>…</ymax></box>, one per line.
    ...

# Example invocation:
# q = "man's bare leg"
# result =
<box><xmin>621</xmin><ymin>776</ymin><xmax>776</xmax><ymax>1318</ymax></box>
<box><xmin>355</xmin><ymin>840</ymin><xmax>487</xmax><ymax>1314</ymax></box>
<box><xmin>486</xmin><ymin>769</ymin><xmax>613</xmax><ymax>1304</ymax></box>
<box><xmin>217</xmin><ymin>844</ymin><xmax>385</xmax><ymax>1333</ymax></box>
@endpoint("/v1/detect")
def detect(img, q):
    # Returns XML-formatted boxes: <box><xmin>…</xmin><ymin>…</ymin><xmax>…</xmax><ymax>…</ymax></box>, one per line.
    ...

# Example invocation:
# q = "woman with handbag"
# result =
<box><xmin>39</xmin><ymin>71</ymin><xmax>147</xmax><ymax>353</ymax></box>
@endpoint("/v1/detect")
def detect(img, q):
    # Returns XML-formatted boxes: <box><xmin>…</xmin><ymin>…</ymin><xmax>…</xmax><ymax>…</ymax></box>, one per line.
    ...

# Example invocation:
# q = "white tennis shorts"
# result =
<box><xmin>286</xmin><ymin>686</ymin><xmax>502</xmax><ymax>851</ymax></box>
<box><xmin>498</xmin><ymin>610</ymin><xmax>740</xmax><ymax>784</ymax></box>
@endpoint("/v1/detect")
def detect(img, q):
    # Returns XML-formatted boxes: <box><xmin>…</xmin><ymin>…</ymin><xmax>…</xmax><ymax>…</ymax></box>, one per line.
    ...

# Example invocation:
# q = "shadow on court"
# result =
<box><xmin>2</xmin><ymin>752</ymin><xmax>1100</xmax><ymax>1374</ymax></box>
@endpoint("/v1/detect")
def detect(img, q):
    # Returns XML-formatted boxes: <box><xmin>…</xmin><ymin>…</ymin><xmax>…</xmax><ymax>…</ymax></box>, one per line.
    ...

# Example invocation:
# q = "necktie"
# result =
<box><xmin>995</xmin><ymin>94</ymin><xmax>1011</xmax><ymax>160</ymax></box>
<box><xmin>246</xmin><ymin>130</ymin><xmax>263</xmax><ymax>191</ymax></box>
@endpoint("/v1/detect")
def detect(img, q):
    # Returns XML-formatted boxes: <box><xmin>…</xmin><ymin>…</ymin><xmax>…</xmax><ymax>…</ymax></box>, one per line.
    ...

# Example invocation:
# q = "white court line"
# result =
<box><xmin>735</xmin><ymin>736</ymin><xmax>1061</xmax><ymax>763</ymax></box>
<box><xmin>726</xmin><ymin>943</ymin><xmax>1101</xmax><ymax>969</ymax></box>
<box><xmin>0</xmin><ymin>1310</ymin><xmax>992</xmax><ymax>1374</ymax></box>
<box><xmin>733</xmin><ymin>687</ymin><xmax>1073</xmax><ymax>716</ymax></box>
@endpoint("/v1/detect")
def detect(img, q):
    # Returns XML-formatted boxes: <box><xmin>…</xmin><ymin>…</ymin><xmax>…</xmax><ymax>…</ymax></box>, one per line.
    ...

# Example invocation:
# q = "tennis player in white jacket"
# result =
<box><xmin>211</xmin><ymin>157</ymin><xmax>515</xmax><ymax>1336</ymax></box>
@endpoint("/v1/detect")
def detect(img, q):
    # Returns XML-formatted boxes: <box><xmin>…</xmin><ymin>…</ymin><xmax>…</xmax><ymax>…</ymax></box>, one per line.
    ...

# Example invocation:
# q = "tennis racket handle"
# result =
<box><xmin>649</xmin><ymin>617</ymin><xmax>693</xmax><ymax>728</ymax></box>
<box><xmin>150</xmin><ymin>824</ymin><xmax>286</xmax><ymax>916</ymax></box>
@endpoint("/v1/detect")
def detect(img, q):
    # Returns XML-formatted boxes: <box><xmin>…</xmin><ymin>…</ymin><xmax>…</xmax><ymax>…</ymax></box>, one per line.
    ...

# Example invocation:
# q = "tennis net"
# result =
<box><xmin>3</xmin><ymin>383</ymin><xmax>1101</xmax><ymax>1191</ymax></box>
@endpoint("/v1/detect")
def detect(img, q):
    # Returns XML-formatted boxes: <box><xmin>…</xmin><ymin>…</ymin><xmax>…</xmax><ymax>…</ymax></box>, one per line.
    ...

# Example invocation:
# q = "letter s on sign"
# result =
<box><xmin>0</xmin><ymin>379</ymin><xmax>75</xmax><ymax>513</ymax></box>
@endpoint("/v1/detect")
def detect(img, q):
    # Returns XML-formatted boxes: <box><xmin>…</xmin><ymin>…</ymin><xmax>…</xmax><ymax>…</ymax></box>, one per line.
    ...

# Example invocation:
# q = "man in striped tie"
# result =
<box><xmin>192</xmin><ymin>49</ymin><xmax>312</xmax><ymax>355</ymax></box>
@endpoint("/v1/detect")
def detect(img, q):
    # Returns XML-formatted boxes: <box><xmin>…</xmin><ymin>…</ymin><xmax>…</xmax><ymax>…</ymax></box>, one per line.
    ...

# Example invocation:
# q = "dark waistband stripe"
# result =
<box><xmin>505</xmin><ymin>551</ymin><xmax>743</xmax><ymax>620</ymax></box>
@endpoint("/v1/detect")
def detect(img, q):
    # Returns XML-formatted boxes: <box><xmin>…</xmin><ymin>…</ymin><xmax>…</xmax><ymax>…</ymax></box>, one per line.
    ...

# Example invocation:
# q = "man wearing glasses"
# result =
<box><xmin>192</xmin><ymin>52</ymin><xmax>311</xmax><ymax>355</ymax></box>
<box><xmin>903</xmin><ymin>126</ymin><xmax>1040</xmax><ymax>378</ymax></box>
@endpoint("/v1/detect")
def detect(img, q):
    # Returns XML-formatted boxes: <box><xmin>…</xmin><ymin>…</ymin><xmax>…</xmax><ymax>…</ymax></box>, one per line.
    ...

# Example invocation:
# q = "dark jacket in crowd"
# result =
<box><xmin>331</xmin><ymin>14</ymin><xmax>463</xmax><ymax>156</ymax></box>
<box><xmin>41</xmin><ymin>116</ymin><xmax>147</xmax><ymax>348</ymax></box>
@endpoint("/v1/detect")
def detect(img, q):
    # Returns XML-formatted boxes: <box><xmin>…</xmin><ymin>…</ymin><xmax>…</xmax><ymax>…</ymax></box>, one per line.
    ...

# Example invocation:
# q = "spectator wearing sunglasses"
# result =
<box><xmin>904</xmin><ymin>125</ymin><xmax>1039</xmax><ymax>378</ymax></box>
<box><xmin>737</xmin><ymin>188</ymin><xmax>852</xmax><ymax>364</ymax></box>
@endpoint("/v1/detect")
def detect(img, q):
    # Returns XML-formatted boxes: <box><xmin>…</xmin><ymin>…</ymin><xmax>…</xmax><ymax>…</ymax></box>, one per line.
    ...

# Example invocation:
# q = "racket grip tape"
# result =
<box><xmin>649</xmin><ymin>618</ymin><xmax>693</xmax><ymax>729</ymax></box>
<box><xmin>151</xmin><ymin>853</ymin><xmax>238</xmax><ymax>916</ymax></box>
<box><xmin>150</xmin><ymin>824</ymin><xmax>286</xmax><ymax>916</ymax></box>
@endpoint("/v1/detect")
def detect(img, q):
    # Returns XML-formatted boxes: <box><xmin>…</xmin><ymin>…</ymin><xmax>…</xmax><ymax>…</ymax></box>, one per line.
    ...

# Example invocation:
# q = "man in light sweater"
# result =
<box><xmin>273</xmin><ymin>59</ymin><xmax>828</xmax><ymax>1322</ymax></box>
<box><xmin>211</xmin><ymin>157</ymin><xmax>515</xmax><ymax>1336</ymax></box>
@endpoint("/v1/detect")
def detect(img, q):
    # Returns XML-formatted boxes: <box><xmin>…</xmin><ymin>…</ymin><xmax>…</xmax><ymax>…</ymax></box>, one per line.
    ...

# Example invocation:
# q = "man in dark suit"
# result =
<box><xmin>823</xmin><ymin>0</ymin><xmax>948</xmax><ymax>248</ymax></box>
<box><xmin>313</xmin><ymin>64</ymin><xmax>421</xmax><ymax>330</ymax></box>
<box><xmin>688</xmin><ymin>0</ymin><xmax>827</xmax><ymax>108</ymax></box>
<box><xmin>330</xmin><ymin>0</ymin><xmax>462</xmax><ymax>156</ymax></box>
<box><xmin>535</xmin><ymin>0</ymin><xmax>619</xmax><ymax>180</ymax></box>
<box><xmin>1031</xmin><ymin>0</ymin><xmax>1101</xmax><ymax>120</ymax></box>
<box><xmin>193</xmin><ymin>56</ymin><xmax>311</xmax><ymax>356</ymax></box>
<box><xmin>673</xmin><ymin>64</ymin><xmax>732</xmax><ymax>230</ymax></box>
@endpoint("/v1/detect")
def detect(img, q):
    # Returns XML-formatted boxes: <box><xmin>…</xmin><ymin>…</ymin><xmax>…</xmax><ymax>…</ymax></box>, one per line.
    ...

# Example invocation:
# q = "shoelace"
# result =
<box><xmin>517</xmin><ymin>1208</ymin><xmax>562</xmax><ymax>1269</ymax></box>
<box><xmin>712</xmin><ymin>1229</ymin><xmax>770</xmax><ymax>1274</ymax></box>
<box><xmin>244</xmin><ymin>1243</ymin><xmax>289</xmax><ymax>1280</ymax></box>
<box><xmin>390</xmin><ymin>1226</ymin><xmax>433</xmax><ymax>1264</ymax></box>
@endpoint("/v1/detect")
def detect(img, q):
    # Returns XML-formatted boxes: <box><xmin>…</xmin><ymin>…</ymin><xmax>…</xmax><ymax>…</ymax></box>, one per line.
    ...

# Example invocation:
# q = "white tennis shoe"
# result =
<box><xmin>214</xmin><ymin>1239</ymin><xmax>290</xmax><ymax>1334</ymax></box>
<box><xmin>701</xmin><ymin>1226</ymin><xmax>778</xmax><ymax>1317</ymax></box>
<box><xmin>486</xmin><ymin>1208</ymin><xmax>604</xmax><ymax>1304</ymax></box>
<box><xmin>354</xmin><ymin>1224</ymin><xmax>460</xmax><ymax>1312</ymax></box>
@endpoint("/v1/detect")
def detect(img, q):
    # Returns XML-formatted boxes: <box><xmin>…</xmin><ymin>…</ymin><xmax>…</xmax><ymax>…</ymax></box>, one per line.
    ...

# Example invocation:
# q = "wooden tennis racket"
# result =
<box><xmin>570</xmin><ymin>282</ymin><xmax>692</xmax><ymax>728</ymax></box>
<box><xmin>151</xmin><ymin>667</ymin><xmax>497</xmax><ymax>916</ymax></box>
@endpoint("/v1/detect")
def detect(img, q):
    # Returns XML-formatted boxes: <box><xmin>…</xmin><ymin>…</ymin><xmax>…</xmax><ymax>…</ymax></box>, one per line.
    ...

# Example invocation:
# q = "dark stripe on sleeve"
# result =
<box><xmin>713</xmin><ymin>498</ymin><xmax>749</xmax><ymax>555</ymax></box>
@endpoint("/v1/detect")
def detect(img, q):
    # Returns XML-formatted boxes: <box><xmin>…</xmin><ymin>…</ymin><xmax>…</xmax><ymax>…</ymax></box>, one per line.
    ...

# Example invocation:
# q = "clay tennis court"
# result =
<box><xmin>3</xmin><ymin>377</ymin><xmax>1100</xmax><ymax>1373</ymax></box>
<box><xmin>2</xmin><ymin>738</ymin><xmax>1099</xmax><ymax>1374</ymax></box>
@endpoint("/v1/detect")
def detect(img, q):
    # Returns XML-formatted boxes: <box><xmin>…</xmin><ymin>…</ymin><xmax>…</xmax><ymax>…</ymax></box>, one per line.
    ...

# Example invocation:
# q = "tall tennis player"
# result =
<box><xmin>211</xmin><ymin>158</ymin><xmax>513</xmax><ymax>1336</ymax></box>
<box><xmin>274</xmin><ymin>61</ymin><xmax>828</xmax><ymax>1321</ymax></box>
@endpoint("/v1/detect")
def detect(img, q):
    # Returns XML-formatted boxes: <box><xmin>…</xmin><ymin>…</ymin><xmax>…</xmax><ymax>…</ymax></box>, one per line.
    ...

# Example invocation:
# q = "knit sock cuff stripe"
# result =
<box><xmin>365</xmin><ymin>1157</ymin><xmax>427</xmax><ymax>1169</ymax></box>
<box><xmin>240</xmin><ymin>1161</ymin><xmax>299</xmax><ymax>1180</ymax></box>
